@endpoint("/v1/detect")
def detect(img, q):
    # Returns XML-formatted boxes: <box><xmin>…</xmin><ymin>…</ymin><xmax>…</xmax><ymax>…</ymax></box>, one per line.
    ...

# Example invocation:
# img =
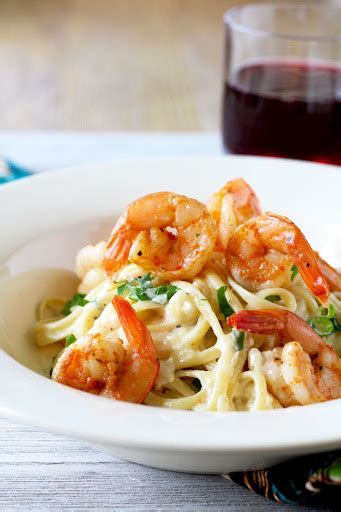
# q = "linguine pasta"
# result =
<box><xmin>35</xmin><ymin>241</ymin><xmax>341</xmax><ymax>412</ymax></box>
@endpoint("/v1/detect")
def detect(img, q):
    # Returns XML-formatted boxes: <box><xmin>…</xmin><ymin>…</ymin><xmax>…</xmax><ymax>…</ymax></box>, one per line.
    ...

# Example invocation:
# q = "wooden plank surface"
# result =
<box><xmin>0</xmin><ymin>0</ymin><xmax>251</xmax><ymax>131</ymax></box>
<box><xmin>1</xmin><ymin>417</ymin><xmax>339</xmax><ymax>512</ymax></box>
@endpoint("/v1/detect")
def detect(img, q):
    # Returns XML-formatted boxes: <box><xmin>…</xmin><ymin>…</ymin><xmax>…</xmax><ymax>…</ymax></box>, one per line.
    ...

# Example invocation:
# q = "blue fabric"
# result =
<box><xmin>0</xmin><ymin>158</ymin><xmax>32</xmax><ymax>184</ymax></box>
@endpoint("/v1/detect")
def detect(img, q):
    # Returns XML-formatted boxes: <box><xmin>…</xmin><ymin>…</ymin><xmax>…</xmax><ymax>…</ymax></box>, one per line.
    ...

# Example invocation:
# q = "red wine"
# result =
<box><xmin>222</xmin><ymin>62</ymin><xmax>341</xmax><ymax>165</ymax></box>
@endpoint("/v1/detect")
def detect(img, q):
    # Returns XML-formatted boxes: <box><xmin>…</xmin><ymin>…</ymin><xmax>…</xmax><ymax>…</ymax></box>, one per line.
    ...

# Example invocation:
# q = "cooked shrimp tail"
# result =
<box><xmin>228</xmin><ymin>309</ymin><xmax>322</xmax><ymax>353</ymax></box>
<box><xmin>226</xmin><ymin>213</ymin><xmax>330</xmax><ymax>305</ymax></box>
<box><xmin>316</xmin><ymin>252</ymin><xmax>341</xmax><ymax>292</ymax></box>
<box><xmin>53</xmin><ymin>297</ymin><xmax>159</xmax><ymax>404</ymax></box>
<box><xmin>112</xmin><ymin>296</ymin><xmax>159</xmax><ymax>403</ymax></box>
<box><xmin>104</xmin><ymin>231</ymin><xmax>134</xmax><ymax>275</ymax></box>
<box><xmin>228</xmin><ymin>309</ymin><xmax>341</xmax><ymax>405</ymax></box>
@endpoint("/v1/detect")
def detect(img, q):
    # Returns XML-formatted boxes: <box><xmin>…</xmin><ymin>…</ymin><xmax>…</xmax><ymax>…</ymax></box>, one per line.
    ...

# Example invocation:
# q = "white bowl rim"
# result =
<box><xmin>0</xmin><ymin>155</ymin><xmax>340</xmax><ymax>454</ymax></box>
<box><xmin>1</xmin><ymin>349</ymin><xmax>341</xmax><ymax>452</ymax></box>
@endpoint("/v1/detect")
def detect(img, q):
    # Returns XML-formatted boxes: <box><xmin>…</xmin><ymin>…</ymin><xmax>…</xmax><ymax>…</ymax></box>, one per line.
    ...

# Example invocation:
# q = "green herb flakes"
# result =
<box><xmin>117</xmin><ymin>274</ymin><xmax>178</xmax><ymax>305</ymax></box>
<box><xmin>217</xmin><ymin>286</ymin><xmax>234</xmax><ymax>319</ymax></box>
<box><xmin>290</xmin><ymin>265</ymin><xmax>299</xmax><ymax>282</ymax></box>
<box><xmin>117</xmin><ymin>283</ymin><xmax>127</xmax><ymax>296</ymax></box>
<box><xmin>62</xmin><ymin>293</ymin><xmax>89</xmax><ymax>316</ymax></box>
<box><xmin>65</xmin><ymin>334</ymin><xmax>77</xmax><ymax>347</ymax></box>
<box><xmin>265</xmin><ymin>294</ymin><xmax>281</xmax><ymax>303</ymax></box>
<box><xmin>233</xmin><ymin>329</ymin><xmax>245</xmax><ymax>351</ymax></box>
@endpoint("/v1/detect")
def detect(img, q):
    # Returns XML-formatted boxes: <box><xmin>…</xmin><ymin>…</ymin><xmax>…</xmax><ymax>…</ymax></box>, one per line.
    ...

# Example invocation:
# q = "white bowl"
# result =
<box><xmin>0</xmin><ymin>156</ymin><xmax>340</xmax><ymax>473</ymax></box>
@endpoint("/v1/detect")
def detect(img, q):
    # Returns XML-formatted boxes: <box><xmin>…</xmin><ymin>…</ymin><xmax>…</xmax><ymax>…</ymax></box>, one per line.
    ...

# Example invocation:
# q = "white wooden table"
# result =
<box><xmin>0</xmin><ymin>133</ymin><xmax>338</xmax><ymax>511</ymax></box>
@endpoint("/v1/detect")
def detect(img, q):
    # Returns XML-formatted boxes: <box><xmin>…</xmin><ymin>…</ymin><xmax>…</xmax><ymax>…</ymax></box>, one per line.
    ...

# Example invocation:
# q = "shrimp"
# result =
<box><xmin>52</xmin><ymin>296</ymin><xmax>159</xmax><ymax>403</ymax></box>
<box><xmin>228</xmin><ymin>310</ymin><xmax>341</xmax><ymax>406</ymax></box>
<box><xmin>315</xmin><ymin>252</ymin><xmax>341</xmax><ymax>292</ymax></box>
<box><xmin>103</xmin><ymin>192</ymin><xmax>217</xmax><ymax>281</ymax></box>
<box><xmin>226</xmin><ymin>213</ymin><xmax>329</xmax><ymax>305</ymax></box>
<box><xmin>207</xmin><ymin>178</ymin><xmax>261</xmax><ymax>250</ymax></box>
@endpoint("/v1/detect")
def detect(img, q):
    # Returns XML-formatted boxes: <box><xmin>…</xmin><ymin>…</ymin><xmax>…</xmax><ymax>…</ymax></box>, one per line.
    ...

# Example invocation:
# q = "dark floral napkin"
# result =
<box><xmin>225</xmin><ymin>450</ymin><xmax>341</xmax><ymax>505</ymax></box>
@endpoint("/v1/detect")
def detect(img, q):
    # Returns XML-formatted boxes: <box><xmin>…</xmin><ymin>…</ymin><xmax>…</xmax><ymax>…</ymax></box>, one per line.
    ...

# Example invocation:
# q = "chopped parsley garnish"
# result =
<box><xmin>265</xmin><ymin>294</ymin><xmax>281</xmax><ymax>303</ymax></box>
<box><xmin>117</xmin><ymin>273</ymin><xmax>178</xmax><ymax>305</ymax></box>
<box><xmin>217</xmin><ymin>286</ymin><xmax>234</xmax><ymax>319</ymax></box>
<box><xmin>137</xmin><ymin>273</ymin><xmax>153</xmax><ymax>289</ymax></box>
<box><xmin>290</xmin><ymin>264</ymin><xmax>299</xmax><ymax>282</ymax></box>
<box><xmin>65</xmin><ymin>334</ymin><xmax>77</xmax><ymax>347</ymax></box>
<box><xmin>233</xmin><ymin>329</ymin><xmax>245</xmax><ymax>351</ymax></box>
<box><xmin>62</xmin><ymin>293</ymin><xmax>89</xmax><ymax>316</ymax></box>
<box><xmin>145</xmin><ymin>285</ymin><xmax>179</xmax><ymax>304</ymax></box>
<box><xmin>310</xmin><ymin>304</ymin><xmax>341</xmax><ymax>337</ymax></box>
<box><xmin>117</xmin><ymin>283</ymin><xmax>128</xmax><ymax>296</ymax></box>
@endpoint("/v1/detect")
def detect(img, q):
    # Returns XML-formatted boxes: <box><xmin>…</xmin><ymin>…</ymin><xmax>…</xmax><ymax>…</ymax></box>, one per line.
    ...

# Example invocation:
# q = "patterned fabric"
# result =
<box><xmin>227</xmin><ymin>450</ymin><xmax>341</xmax><ymax>504</ymax></box>
<box><xmin>0</xmin><ymin>158</ymin><xmax>32</xmax><ymax>184</ymax></box>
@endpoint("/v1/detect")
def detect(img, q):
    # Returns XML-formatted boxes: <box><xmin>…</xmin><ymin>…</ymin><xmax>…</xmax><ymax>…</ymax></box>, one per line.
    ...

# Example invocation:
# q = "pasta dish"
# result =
<box><xmin>34</xmin><ymin>178</ymin><xmax>341</xmax><ymax>412</ymax></box>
